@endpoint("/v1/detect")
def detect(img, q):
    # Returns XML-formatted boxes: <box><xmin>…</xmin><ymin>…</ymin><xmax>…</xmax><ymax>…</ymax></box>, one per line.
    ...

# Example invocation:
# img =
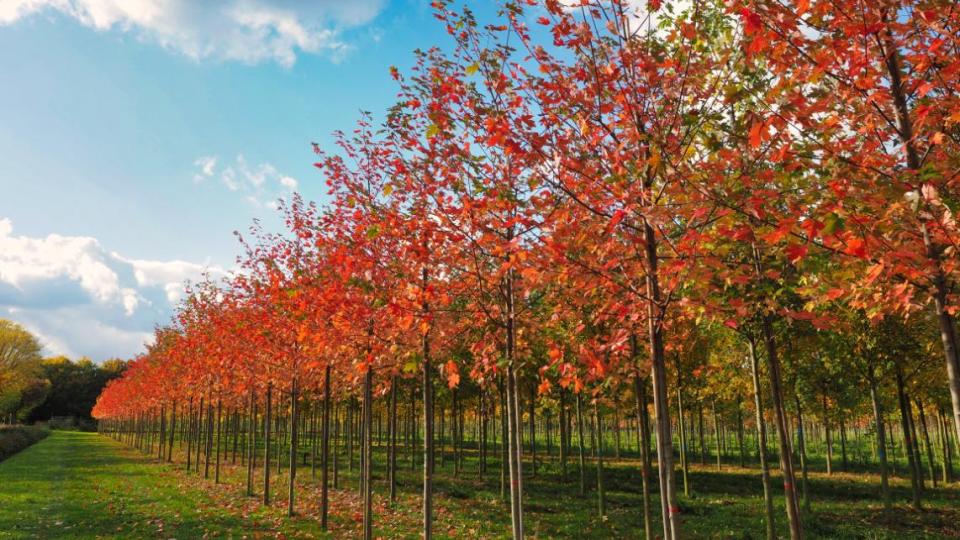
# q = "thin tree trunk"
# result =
<box><xmin>321</xmin><ymin>366</ymin><xmax>331</xmax><ymax>528</ymax></box>
<box><xmin>529</xmin><ymin>384</ymin><xmax>536</xmax><ymax>478</ymax></box>
<box><xmin>916</xmin><ymin>398</ymin><xmax>937</xmax><ymax>488</ymax></box>
<box><xmin>422</xmin><ymin>267</ymin><xmax>435</xmax><ymax>540</ymax></box>
<box><xmin>504</xmin><ymin>254</ymin><xmax>524</xmax><ymax>540</ymax></box>
<box><xmin>737</xmin><ymin>396</ymin><xmax>745</xmax><ymax>468</ymax></box>
<box><xmin>500</xmin><ymin>375</ymin><xmax>508</xmax><ymax>501</ymax></box>
<box><xmin>264</xmin><ymin>382</ymin><xmax>272</xmax><ymax>506</ymax></box>
<box><xmin>635</xmin><ymin>370</ymin><xmax>653</xmax><ymax>540</ymax></box>
<box><xmin>559</xmin><ymin>390</ymin><xmax>568</xmax><ymax>481</ymax></box>
<box><xmin>247</xmin><ymin>388</ymin><xmax>256</xmax><ymax>497</ymax></box>
<box><xmin>676</xmin><ymin>376</ymin><xmax>689</xmax><ymax>496</ymax></box>
<box><xmin>896</xmin><ymin>367</ymin><xmax>922</xmax><ymax>509</ymax></box>
<box><xmin>362</xmin><ymin>368</ymin><xmax>373</xmax><ymax>540</ymax></box>
<box><xmin>288</xmin><ymin>379</ymin><xmax>299</xmax><ymax>517</ymax></box>
<box><xmin>839</xmin><ymin>414</ymin><xmax>848</xmax><ymax>472</ymax></box>
<box><xmin>759</xmin><ymin>310</ymin><xmax>803</xmax><ymax>539</ymax></box>
<box><xmin>390</xmin><ymin>374</ymin><xmax>398</xmax><ymax>502</ymax></box>
<box><xmin>643</xmin><ymin>216</ymin><xmax>679</xmax><ymax>540</ymax></box>
<box><xmin>576</xmin><ymin>392</ymin><xmax>587</xmax><ymax>497</ymax></box>
<box><xmin>823</xmin><ymin>393</ymin><xmax>833</xmax><ymax>475</ymax></box>
<box><xmin>593</xmin><ymin>400</ymin><xmax>605</xmax><ymax>517</ymax></box>
<box><xmin>794</xmin><ymin>394</ymin><xmax>809</xmax><ymax>513</ymax></box>
<box><xmin>714</xmin><ymin>401</ymin><xmax>722</xmax><ymax>472</ymax></box>
<box><xmin>205</xmin><ymin>400</ymin><xmax>214</xmax><ymax>479</ymax></box>
<box><xmin>749</xmin><ymin>337</ymin><xmax>776</xmax><ymax>540</ymax></box>
<box><xmin>168</xmin><ymin>401</ymin><xmax>176</xmax><ymax>463</ymax></box>
<box><xmin>937</xmin><ymin>407</ymin><xmax>951</xmax><ymax>484</ymax></box>
<box><xmin>215</xmin><ymin>399</ymin><xmax>222</xmax><ymax>484</ymax></box>
<box><xmin>868</xmin><ymin>370</ymin><xmax>890</xmax><ymax>509</ymax></box>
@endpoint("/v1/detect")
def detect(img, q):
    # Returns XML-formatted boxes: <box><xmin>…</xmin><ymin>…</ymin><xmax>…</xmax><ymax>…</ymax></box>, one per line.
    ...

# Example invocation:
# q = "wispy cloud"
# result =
<box><xmin>0</xmin><ymin>0</ymin><xmax>387</xmax><ymax>67</ymax></box>
<box><xmin>194</xmin><ymin>153</ymin><xmax>298</xmax><ymax>208</ymax></box>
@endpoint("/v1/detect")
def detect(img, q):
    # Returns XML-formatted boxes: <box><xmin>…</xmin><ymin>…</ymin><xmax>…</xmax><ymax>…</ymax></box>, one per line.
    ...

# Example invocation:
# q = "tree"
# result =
<box><xmin>0</xmin><ymin>319</ymin><xmax>46</xmax><ymax>423</ymax></box>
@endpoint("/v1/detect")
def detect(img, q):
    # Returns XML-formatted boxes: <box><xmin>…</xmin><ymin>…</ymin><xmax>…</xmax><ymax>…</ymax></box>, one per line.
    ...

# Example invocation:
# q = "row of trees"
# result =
<box><xmin>94</xmin><ymin>1</ymin><xmax>960</xmax><ymax>539</ymax></box>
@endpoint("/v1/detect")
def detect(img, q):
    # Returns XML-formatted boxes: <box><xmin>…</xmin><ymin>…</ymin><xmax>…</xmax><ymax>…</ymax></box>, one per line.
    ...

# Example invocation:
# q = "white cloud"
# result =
<box><xmin>279</xmin><ymin>175</ymin><xmax>297</xmax><ymax>191</ymax></box>
<box><xmin>193</xmin><ymin>155</ymin><xmax>217</xmax><ymax>182</ymax></box>
<box><xmin>0</xmin><ymin>218</ymin><xmax>226</xmax><ymax>360</ymax></box>
<box><xmin>194</xmin><ymin>153</ymin><xmax>298</xmax><ymax>207</ymax></box>
<box><xmin>0</xmin><ymin>0</ymin><xmax>386</xmax><ymax>67</ymax></box>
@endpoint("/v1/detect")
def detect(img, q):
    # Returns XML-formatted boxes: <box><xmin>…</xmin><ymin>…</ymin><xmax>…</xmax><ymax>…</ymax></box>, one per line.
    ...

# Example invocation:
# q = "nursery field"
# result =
<box><xmin>0</xmin><ymin>430</ymin><xmax>957</xmax><ymax>539</ymax></box>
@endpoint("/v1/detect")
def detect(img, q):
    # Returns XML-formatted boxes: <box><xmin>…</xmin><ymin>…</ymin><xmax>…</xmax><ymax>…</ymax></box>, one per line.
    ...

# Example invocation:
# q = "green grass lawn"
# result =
<box><xmin>1</xmin><ymin>431</ymin><xmax>958</xmax><ymax>539</ymax></box>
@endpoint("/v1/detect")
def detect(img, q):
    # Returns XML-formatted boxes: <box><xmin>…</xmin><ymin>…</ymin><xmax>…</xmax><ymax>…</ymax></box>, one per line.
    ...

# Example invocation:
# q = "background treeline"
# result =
<box><xmin>0</xmin><ymin>319</ymin><xmax>126</xmax><ymax>428</ymax></box>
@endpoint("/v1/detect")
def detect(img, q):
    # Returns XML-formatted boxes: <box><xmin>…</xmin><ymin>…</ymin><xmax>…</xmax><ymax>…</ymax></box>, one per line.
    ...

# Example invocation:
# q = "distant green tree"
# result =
<box><xmin>0</xmin><ymin>319</ymin><xmax>47</xmax><ymax>423</ymax></box>
<box><xmin>28</xmin><ymin>356</ymin><xmax>127</xmax><ymax>422</ymax></box>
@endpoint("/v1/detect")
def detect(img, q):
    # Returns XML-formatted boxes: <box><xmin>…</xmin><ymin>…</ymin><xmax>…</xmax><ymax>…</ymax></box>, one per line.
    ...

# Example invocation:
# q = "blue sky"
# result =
<box><xmin>0</xmin><ymin>0</ymin><xmax>477</xmax><ymax>360</ymax></box>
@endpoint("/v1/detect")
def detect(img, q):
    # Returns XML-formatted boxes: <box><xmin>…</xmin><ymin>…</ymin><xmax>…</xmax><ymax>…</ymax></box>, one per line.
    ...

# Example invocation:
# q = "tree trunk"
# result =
<box><xmin>839</xmin><ymin>414</ymin><xmax>848</xmax><ymax>472</ymax></box>
<box><xmin>698</xmin><ymin>404</ymin><xmax>706</xmax><ymax>466</ymax></box>
<box><xmin>422</xmin><ymin>264</ymin><xmax>436</xmax><ymax>540</ymax></box>
<box><xmin>643</xmin><ymin>217</ymin><xmax>679</xmax><ymax>540</ymax></box>
<box><xmin>937</xmin><ymin>407</ymin><xmax>952</xmax><ymax>484</ymax></box>
<box><xmin>288</xmin><ymin>380</ymin><xmax>299</xmax><ymax>517</ymax></box>
<box><xmin>263</xmin><ymin>382</ymin><xmax>272</xmax><ymax>506</ymax></box>
<box><xmin>676</xmin><ymin>379</ymin><xmax>689</xmax><ymax>496</ymax></box>
<box><xmin>196</xmin><ymin>397</ymin><xmax>204</xmax><ymax>473</ymax></box>
<box><xmin>823</xmin><ymin>393</ymin><xmax>832</xmax><ymax>475</ymax></box>
<box><xmin>215</xmin><ymin>399</ymin><xmax>222</xmax><ymax>484</ymax></box>
<box><xmin>504</xmin><ymin>255</ymin><xmax>524</xmax><ymax>540</ymax></box>
<box><xmin>759</xmin><ymin>311</ymin><xmax>803</xmax><ymax>539</ymax></box>
<box><xmin>576</xmin><ymin>391</ymin><xmax>587</xmax><ymax>497</ymax></box>
<box><xmin>748</xmin><ymin>337</ymin><xmax>776</xmax><ymax>540</ymax></box>
<box><xmin>205</xmin><ymin>400</ymin><xmax>214</xmax><ymax>479</ymax></box>
<box><xmin>714</xmin><ymin>401</ymin><xmax>722</xmax><ymax>472</ymax></box>
<box><xmin>247</xmin><ymin>388</ymin><xmax>256</xmax><ymax>497</ymax></box>
<box><xmin>868</xmin><ymin>370</ymin><xmax>890</xmax><ymax>509</ymax></box>
<box><xmin>500</xmin><ymin>375</ymin><xmax>508</xmax><ymax>501</ymax></box>
<box><xmin>362</xmin><ymin>368</ymin><xmax>374</xmax><ymax>540</ymax></box>
<box><xmin>187</xmin><ymin>398</ymin><xmax>194</xmax><ymax>471</ymax></box>
<box><xmin>794</xmin><ymin>394</ymin><xmax>809</xmax><ymax>513</ymax></box>
<box><xmin>737</xmin><ymin>396</ymin><xmax>745</xmax><ymax>468</ymax></box>
<box><xmin>389</xmin><ymin>374</ymin><xmax>398</xmax><ymax>502</ymax></box>
<box><xmin>168</xmin><ymin>401</ymin><xmax>176</xmax><ymax>463</ymax></box>
<box><xmin>506</xmin><ymin>363</ymin><xmax>524</xmax><ymax>539</ymax></box>
<box><xmin>559</xmin><ymin>390</ymin><xmax>568</xmax><ymax>481</ymax></box>
<box><xmin>635</xmin><ymin>370</ymin><xmax>653</xmax><ymax>540</ymax></box>
<box><xmin>593</xmin><ymin>400</ymin><xmax>605</xmax><ymax>517</ymax></box>
<box><xmin>916</xmin><ymin>398</ymin><xmax>937</xmax><ymax>488</ymax></box>
<box><xmin>896</xmin><ymin>367</ymin><xmax>922</xmax><ymax>509</ymax></box>
<box><xmin>529</xmin><ymin>385</ymin><xmax>537</xmax><ymax>478</ymax></box>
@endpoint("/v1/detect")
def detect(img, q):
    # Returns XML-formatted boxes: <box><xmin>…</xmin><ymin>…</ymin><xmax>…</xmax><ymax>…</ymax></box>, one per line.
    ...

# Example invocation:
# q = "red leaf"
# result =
<box><xmin>844</xmin><ymin>237</ymin><xmax>867</xmax><ymax>258</ymax></box>
<box><xmin>749</xmin><ymin>120</ymin><xmax>766</xmax><ymax>149</ymax></box>
<box><xmin>784</xmin><ymin>243</ymin><xmax>808</xmax><ymax>263</ymax></box>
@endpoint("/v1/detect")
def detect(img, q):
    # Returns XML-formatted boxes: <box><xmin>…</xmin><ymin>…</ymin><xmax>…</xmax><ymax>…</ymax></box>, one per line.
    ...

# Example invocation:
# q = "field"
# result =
<box><xmin>0</xmin><ymin>431</ymin><xmax>957</xmax><ymax>539</ymax></box>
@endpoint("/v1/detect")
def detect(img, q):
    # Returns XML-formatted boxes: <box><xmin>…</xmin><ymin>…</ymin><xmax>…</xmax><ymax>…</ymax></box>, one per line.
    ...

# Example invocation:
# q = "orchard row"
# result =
<box><xmin>94</xmin><ymin>1</ymin><xmax>960</xmax><ymax>539</ymax></box>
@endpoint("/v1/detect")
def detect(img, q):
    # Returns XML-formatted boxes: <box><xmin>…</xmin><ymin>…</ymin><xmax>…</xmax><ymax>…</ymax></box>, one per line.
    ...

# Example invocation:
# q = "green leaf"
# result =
<box><xmin>822</xmin><ymin>213</ymin><xmax>844</xmax><ymax>235</ymax></box>
<box><xmin>426</xmin><ymin>124</ymin><xmax>439</xmax><ymax>138</ymax></box>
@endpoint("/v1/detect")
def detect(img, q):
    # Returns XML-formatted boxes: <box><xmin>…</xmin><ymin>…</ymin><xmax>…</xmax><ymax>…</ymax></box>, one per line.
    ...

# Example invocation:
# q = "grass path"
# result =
<box><xmin>1</xmin><ymin>431</ymin><xmax>959</xmax><ymax>539</ymax></box>
<box><xmin>0</xmin><ymin>431</ymin><xmax>273</xmax><ymax>539</ymax></box>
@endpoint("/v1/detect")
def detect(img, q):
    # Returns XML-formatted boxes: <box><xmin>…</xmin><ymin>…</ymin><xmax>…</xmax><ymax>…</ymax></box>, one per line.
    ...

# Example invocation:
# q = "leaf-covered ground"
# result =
<box><xmin>1</xmin><ymin>431</ymin><xmax>958</xmax><ymax>539</ymax></box>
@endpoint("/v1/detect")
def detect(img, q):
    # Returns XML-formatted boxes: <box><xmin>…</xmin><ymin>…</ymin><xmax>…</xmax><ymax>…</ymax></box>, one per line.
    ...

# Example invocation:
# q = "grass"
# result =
<box><xmin>1</xmin><ymin>431</ymin><xmax>958</xmax><ymax>539</ymax></box>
